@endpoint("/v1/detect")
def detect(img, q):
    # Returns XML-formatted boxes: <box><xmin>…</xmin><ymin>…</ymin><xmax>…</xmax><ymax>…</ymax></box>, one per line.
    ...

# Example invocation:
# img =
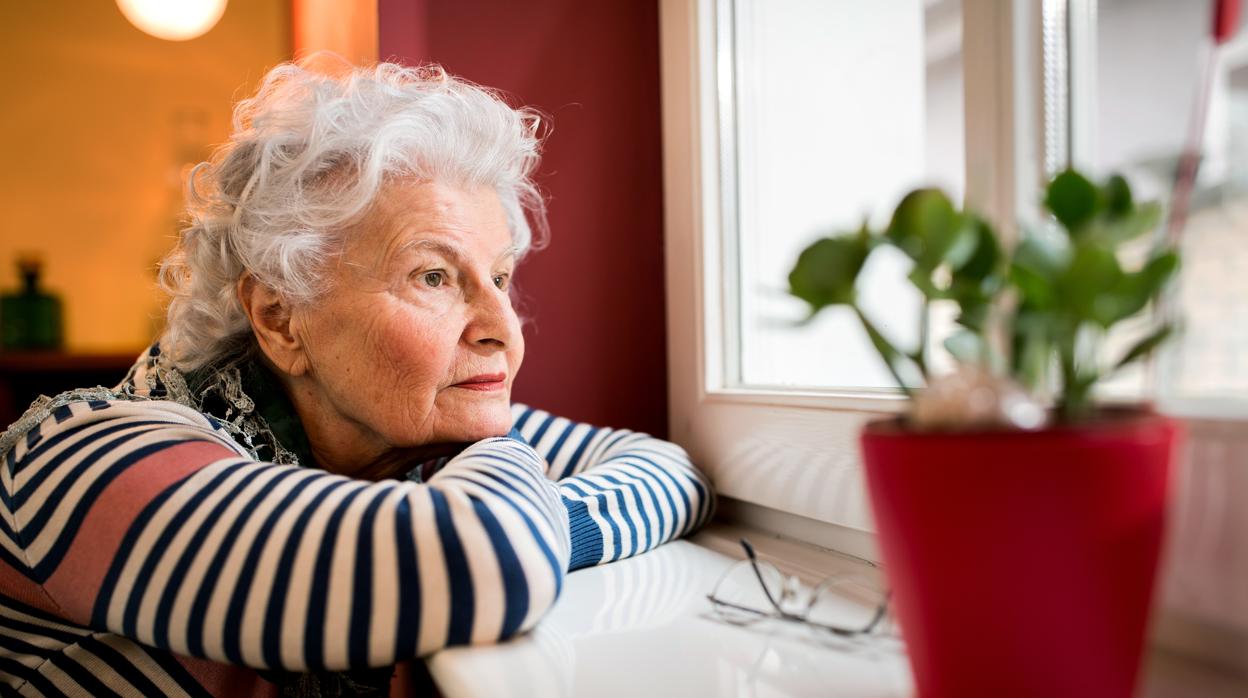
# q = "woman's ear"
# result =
<box><xmin>237</xmin><ymin>274</ymin><xmax>309</xmax><ymax>376</ymax></box>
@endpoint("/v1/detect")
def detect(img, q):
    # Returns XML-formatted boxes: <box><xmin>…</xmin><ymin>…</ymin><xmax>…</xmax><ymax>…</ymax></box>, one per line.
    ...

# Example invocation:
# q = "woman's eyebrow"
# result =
<box><xmin>396</xmin><ymin>239</ymin><xmax>520</xmax><ymax>266</ymax></box>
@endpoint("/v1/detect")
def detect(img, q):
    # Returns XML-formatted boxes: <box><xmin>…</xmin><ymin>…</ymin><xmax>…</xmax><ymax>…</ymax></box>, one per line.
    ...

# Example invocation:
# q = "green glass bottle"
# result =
<box><xmin>1</xmin><ymin>256</ymin><xmax>63</xmax><ymax>351</ymax></box>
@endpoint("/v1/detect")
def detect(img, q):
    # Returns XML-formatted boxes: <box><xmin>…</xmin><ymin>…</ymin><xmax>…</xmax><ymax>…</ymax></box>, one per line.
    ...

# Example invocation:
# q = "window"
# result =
<box><xmin>660</xmin><ymin>0</ymin><xmax>1248</xmax><ymax>562</ymax></box>
<box><xmin>1071</xmin><ymin>0</ymin><xmax>1248</xmax><ymax>411</ymax></box>
<box><xmin>726</xmin><ymin>0</ymin><xmax>965</xmax><ymax>391</ymax></box>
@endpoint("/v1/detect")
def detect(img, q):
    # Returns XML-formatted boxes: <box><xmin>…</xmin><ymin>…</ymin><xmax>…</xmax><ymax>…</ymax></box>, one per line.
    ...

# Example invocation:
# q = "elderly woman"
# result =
<box><xmin>0</xmin><ymin>61</ymin><xmax>712</xmax><ymax>696</ymax></box>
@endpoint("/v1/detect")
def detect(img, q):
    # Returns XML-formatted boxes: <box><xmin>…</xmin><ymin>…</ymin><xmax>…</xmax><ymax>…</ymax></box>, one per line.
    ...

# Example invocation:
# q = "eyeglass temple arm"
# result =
<box><xmin>739</xmin><ymin>537</ymin><xmax>788</xmax><ymax>614</ymax></box>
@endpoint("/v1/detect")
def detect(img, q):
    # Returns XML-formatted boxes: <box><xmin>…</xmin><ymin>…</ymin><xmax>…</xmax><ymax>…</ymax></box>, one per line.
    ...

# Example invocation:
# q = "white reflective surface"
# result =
<box><xmin>427</xmin><ymin>538</ymin><xmax>912</xmax><ymax>698</ymax></box>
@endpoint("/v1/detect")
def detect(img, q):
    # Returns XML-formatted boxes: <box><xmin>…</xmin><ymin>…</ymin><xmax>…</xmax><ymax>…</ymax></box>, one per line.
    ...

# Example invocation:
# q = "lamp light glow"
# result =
<box><xmin>115</xmin><ymin>0</ymin><xmax>228</xmax><ymax>41</ymax></box>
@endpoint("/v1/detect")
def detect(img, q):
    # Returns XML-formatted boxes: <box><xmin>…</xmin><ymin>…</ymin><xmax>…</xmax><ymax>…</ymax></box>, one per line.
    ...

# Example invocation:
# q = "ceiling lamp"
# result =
<box><xmin>115</xmin><ymin>0</ymin><xmax>228</xmax><ymax>41</ymax></box>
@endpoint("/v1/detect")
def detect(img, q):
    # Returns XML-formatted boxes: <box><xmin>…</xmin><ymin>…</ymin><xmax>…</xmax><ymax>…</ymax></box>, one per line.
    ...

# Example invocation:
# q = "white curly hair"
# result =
<box><xmin>158</xmin><ymin>58</ymin><xmax>547</xmax><ymax>371</ymax></box>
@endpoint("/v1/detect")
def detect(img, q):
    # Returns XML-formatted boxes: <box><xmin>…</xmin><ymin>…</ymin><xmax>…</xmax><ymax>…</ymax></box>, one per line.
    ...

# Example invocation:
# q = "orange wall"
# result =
<box><xmin>0</xmin><ymin>0</ymin><xmax>290</xmax><ymax>352</ymax></box>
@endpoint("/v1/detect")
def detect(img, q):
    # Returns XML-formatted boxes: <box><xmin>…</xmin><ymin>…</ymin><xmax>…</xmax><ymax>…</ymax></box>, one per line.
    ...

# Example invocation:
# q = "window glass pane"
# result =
<box><xmin>727</xmin><ymin>0</ymin><xmax>965</xmax><ymax>390</ymax></box>
<box><xmin>1084</xmin><ymin>0</ymin><xmax>1248</xmax><ymax>403</ymax></box>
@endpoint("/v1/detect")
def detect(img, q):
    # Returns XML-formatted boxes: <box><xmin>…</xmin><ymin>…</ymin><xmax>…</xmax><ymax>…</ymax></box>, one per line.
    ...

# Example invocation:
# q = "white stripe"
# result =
<box><xmin>546</xmin><ymin>422</ymin><xmax>592</xmax><ymax>479</ymax></box>
<box><xmin>63</xmin><ymin>642</ymin><xmax>144</xmax><ymax>696</ymax></box>
<box><xmin>413</xmin><ymin>489</ymin><xmax>450</xmax><ymax>656</ymax></box>
<box><xmin>95</xmin><ymin>634</ymin><xmax>193</xmax><ymax>698</ymax></box>
<box><xmin>166</xmin><ymin>463</ymin><xmax>287</xmax><ymax>655</ymax></box>
<box><xmin>104</xmin><ymin>456</ymin><xmax>222</xmax><ymax>638</ymax></box>
<box><xmin>442</xmin><ymin>487</ymin><xmax>505</xmax><ymax>644</ymax></box>
<box><xmin>367</xmin><ymin>487</ymin><xmax>407</xmax><ymax>665</ymax></box>
<box><xmin>200</xmin><ymin>468</ymin><xmax>327</xmax><ymax>664</ymax></box>
<box><xmin>321</xmin><ymin>483</ymin><xmax>379</xmax><ymax>669</ymax></box>
<box><xmin>260</xmin><ymin>476</ymin><xmax>365</xmax><ymax>669</ymax></box>
<box><xmin>0</xmin><ymin>606</ymin><xmax>88</xmax><ymax>641</ymax></box>
<box><xmin>616</xmin><ymin>460</ymin><xmax>679</xmax><ymax>542</ymax></box>
<box><xmin>135</xmin><ymin>460</ymin><xmax>253</xmax><ymax>644</ymax></box>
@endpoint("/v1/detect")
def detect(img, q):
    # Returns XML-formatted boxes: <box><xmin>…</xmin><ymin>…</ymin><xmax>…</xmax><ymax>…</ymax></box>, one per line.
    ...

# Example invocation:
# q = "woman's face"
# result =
<box><xmin>290</xmin><ymin>179</ymin><xmax>524</xmax><ymax>457</ymax></box>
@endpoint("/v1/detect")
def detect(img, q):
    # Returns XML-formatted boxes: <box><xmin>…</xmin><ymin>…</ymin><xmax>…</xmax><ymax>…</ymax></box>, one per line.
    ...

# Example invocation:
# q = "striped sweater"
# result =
<box><xmin>0</xmin><ymin>397</ymin><xmax>713</xmax><ymax>696</ymax></box>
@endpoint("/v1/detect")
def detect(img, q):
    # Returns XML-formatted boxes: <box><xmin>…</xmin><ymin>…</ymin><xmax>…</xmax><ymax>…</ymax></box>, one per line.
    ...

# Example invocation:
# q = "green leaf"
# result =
<box><xmin>1103</xmin><ymin>174</ymin><xmax>1134</xmax><ymax>217</ymax></box>
<box><xmin>1010</xmin><ymin>237</ymin><xmax>1067</xmax><ymax>309</ymax></box>
<box><xmin>1099</xmin><ymin>250</ymin><xmax>1180</xmax><ymax>324</ymax></box>
<box><xmin>1045</xmin><ymin>170</ymin><xmax>1100</xmax><ymax>235</ymax></box>
<box><xmin>885</xmin><ymin>188</ymin><xmax>965</xmax><ymax>270</ymax></box>
<box><xmin>1113</xmin><ymin>325</ymin><xmax>1174</xmax><ymax>371</ymax></box>
<box><xmin>787</xmin><ymin>233</ymin><xmax>871</xmax><ymax>312</ymax></box>
<box><xmin>952</xmin><ymin>216</ymin><xmax>1003</xmax><ymax>282</ymax></box>
<box><xmin>1061</xmin><ymin>243</ymin><xmax>1124</xmax><ymax>325</ymax></box>
<box><xmin>1092</xmin><ymin>201</ymin><xmax>1162</xmax><ymax>245</ymax></box>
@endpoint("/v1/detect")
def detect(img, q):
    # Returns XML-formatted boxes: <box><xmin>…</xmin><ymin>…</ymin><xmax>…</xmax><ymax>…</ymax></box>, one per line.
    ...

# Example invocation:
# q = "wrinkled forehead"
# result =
<box><xmin>343</xmin><ymin>179</ymin><xmax>516</xmax><ymax>274</ymax></box>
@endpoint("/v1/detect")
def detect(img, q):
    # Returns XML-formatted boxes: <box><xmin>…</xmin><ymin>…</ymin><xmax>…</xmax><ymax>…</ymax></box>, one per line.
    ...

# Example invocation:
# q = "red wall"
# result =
<box><xmin>379</xmin><ymin>0</ymin><xmax>669</xmax><ymax>437</ymax></box>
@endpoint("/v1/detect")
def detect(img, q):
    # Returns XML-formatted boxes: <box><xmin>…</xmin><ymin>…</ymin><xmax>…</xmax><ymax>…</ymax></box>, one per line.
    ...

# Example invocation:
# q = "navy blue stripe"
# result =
<box><xmin>14</xmin><ymin>419</ymin><xmax>189</xmax><ymax>506</ymax></box>
<box><xmin>1</xmin><ymin>450</ymin><xmax>14</xmax><ymax>510</ymax></box>
<box><xmin>303</xmin><ymin>484</ymin><xmax>365</xmax><ymax>670</ymax></box>
<box><xmin>470</xmin><ymin>455</ymin><xmax>547</xmax><ymax>509</ymax></box>
<box><xmin>138</xmin><ymin>642</ymin><xmax>213</xmax><ymax>698</ymax></box>
<box><xmin>0</xmin><ymin>611</ymin><xmax>83</xmax><ymax>645</ymax></box>
<box><xmin>186</xmin><ymin>467</ymin><xmax>303</xmax><ymax>660</ymax></box>
<box><xmin>627</xmin><ymin>454</ymin><xmax>696</xmax><ymax>535</ymax></box>
<box><xmin>583</xmin><ymin>478</ymin><xmax>638</xmax><ymax>561</ymax></box>
<box><xmin>540</xmin><ymin>421</ymin><xmax>577</xmax><ymax>471</ymax></box>
<box><xmin>92</xmin><ymin>474</ymin><xmax>192</xmax><ymax>631</ymax></box>
<box><xmin>254</xmin><ymin>476</ymin><xmax>352</xmax><ymax>669</ymax></box>
<box><xmin>601</xmin><ymin>474</ymin><xmax>653</xmax><ymax>554</ymax></box>
<box><xmin>560</xmin><ymin>481</ymin><xmax>623</xmax><ymax>559</ymax></box>
<box><xmin>472</xmin><ymin>500</ymin><xmax>528</xmax><ymax>637</ymax></box>
<box><xmin>392</xmin><ymin>496</ymin><xmax>421</xmax><ymax>659</ymax></box>
<box><xmin>124</xmin><ymin>464</ymin><xmax>240</xmax><ymax>639</ymax></box>
<box><xmin>511</xmin><ymin>407</ymin><xmax>536</xmax><ymax>433</ymax></box>
<box><xmin>563</xmin><ymin>497</ymin><xmax>604</xmax><ymax>570</ymax></box>
<box><xmin>0</xmin><ymin>654</ymin><xmax>61</xmax><ymax>697</ymax></box>
<box><xmin>632</xmin><ymin>447</ymin><xmax>712</xmax><ymax>528</ymax></box>
<box><xmin>52</xmin><ymin>405</ymin><xmax>73</xmax><ymax>423</ymax></box>
<box><xmin>230</xmin><ymin>476</ymin><xmax>342</xmax><ymax>665</ymax></box>
<box><xmin>0</xmin><ymin>631</ymin><xmax>52</xmax><ymax>658</ymax></box>
<box><xmin>151</xmin><ymin>461</ymin><xmax>256</xmax><ymax>650</ymax></box>
<box><xmin>585</xmin><ymin>429</ymin><xmax>632</xmax><ymax>468</ymax></box>
<box><xmin>620</xmin><ymin>455</ymin><xmax>687</xmax><ymax>535</ymax></box>
<box><xmin>45</xmin><ymin>652</ymin><xmax>122</xmax><ymax>698</ymax></box>
<box><xmin>32</xmin><ymin>439</ymin><xmax>207</xmax><ymax>582</ymax></box>
<box><xmin>347</xmin><ymin>489</ymin><xmax>389</xmax><ymax>667</ymax></box>
<box><xmin>429</xmin><ymin>489</ymin><xmax>474</xmax><ymax>646</ymax></box>
<box><xmin>86</xmin><ymin>400</ymin><xmax>109</xmax><ymax>412</ymax></box>
<box><xmin>24</xmin><ymin>425</ymin><xmax>180</xmax><ymax>536</ymax></box>
<box><xmin>437</xmin><ymin>472</ymin><xmax>563</xmax><ymax>595</ymax></box>
<box><xmin>0</xmin><ymin>546</ymin><xmax>33</xmax><ymax>581</ymax></box>
<box><xmin>559</xmin><ymin>425</ymin><xmax>600</xmax><ymax>480</ymax></box>
<box><xmin>78</xmin><ymin>636</ymin><xmax>165</xmax><ymax>698</ymax></box>
<box><xmin>24</xmin><ymin>428</ymin><xmax>41</xmax><ymax>451</ymax></box>
<box><xmin>0</xmin><ymin>593</ymin><xmax>85</xmax><ymax>632</ymax></box>
<box><xmin>526</xmin><ymin>414</ymin><xmax>557</xmax><ymax>449</ymax></box>
<box><xmin>614</xmin><ymin>463</ymin><xmax>669</xmax><ymax>542</ymax></box>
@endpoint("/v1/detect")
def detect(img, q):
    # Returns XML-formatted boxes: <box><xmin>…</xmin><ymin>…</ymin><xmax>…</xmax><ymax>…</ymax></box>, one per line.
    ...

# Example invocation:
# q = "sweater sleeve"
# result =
<box><xmin>509</xmin><ymin>404</ymin><xmax>715</xmax><ymax>571</ymax></box>
<box><xmin>1</xmin><ymin>399</ymin><xmax>569</xmax><ymax>672</ymax></box>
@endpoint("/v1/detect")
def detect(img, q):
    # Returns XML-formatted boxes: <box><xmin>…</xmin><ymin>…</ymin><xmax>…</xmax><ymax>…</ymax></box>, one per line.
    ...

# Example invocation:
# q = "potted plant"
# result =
<box><xmin>788</xmin><ymin>170</ymin><xmax>1182</xmax><ymax>698</ymax></box>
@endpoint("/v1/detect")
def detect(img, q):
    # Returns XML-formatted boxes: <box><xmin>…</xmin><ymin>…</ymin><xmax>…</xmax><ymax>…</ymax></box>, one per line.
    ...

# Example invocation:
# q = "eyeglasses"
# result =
<box><xmin>707</xmin><ymin>538</ymin><xmax>891</xmax><ymax>638</ymax></box>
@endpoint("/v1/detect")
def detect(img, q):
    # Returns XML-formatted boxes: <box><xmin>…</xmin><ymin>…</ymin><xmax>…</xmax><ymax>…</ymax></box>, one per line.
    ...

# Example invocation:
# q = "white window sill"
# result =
<box><xmin>426</xmin><ymin>522</ymin><xmax>1248</xmax><ymax>697</ymax></box>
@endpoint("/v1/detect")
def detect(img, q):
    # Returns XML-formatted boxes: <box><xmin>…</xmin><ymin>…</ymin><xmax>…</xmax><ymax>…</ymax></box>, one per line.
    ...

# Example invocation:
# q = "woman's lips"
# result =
<box><xmin>452</xmin><ymin>374</ymin><xmax>506</xmax><ymax>391</ymax></box>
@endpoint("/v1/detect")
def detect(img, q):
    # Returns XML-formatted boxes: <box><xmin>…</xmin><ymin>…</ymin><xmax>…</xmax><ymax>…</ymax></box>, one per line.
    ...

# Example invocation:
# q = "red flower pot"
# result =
<box><xmin>860</xmin><ymin>410</ymin><xmax>1180</xmax><ymax>698</ymax></box>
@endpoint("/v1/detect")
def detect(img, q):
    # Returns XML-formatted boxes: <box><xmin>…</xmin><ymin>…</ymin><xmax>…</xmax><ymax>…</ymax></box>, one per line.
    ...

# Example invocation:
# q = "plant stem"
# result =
<box><xmin>917</xmin><ymin>296</ymin><xmax>930</xmax><ymax>379</ymax></box>
<box><xmin>853</xmin><ymin>304</ymin><xmax>916</xmax><ymax>398</ymax></box>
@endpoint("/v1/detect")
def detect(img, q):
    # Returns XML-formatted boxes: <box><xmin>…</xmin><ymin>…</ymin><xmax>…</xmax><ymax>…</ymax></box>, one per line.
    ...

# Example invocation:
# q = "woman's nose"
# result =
<box><xmin>463</xmin><ymin>283</ymin><xmax>517</xmax><ymax>350</ymax></box>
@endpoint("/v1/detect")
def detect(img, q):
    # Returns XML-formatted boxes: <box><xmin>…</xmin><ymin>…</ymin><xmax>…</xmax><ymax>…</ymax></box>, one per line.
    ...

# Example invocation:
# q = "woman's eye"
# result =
<box><xmin>420</xmin><ymin>271</ymin><xmax>445</xmax><ymax>288</ymax></box>
<box><xmin>493</xmin><ymin>274</ymin><xmax>509</xmax><ymax>290</ymax></box>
